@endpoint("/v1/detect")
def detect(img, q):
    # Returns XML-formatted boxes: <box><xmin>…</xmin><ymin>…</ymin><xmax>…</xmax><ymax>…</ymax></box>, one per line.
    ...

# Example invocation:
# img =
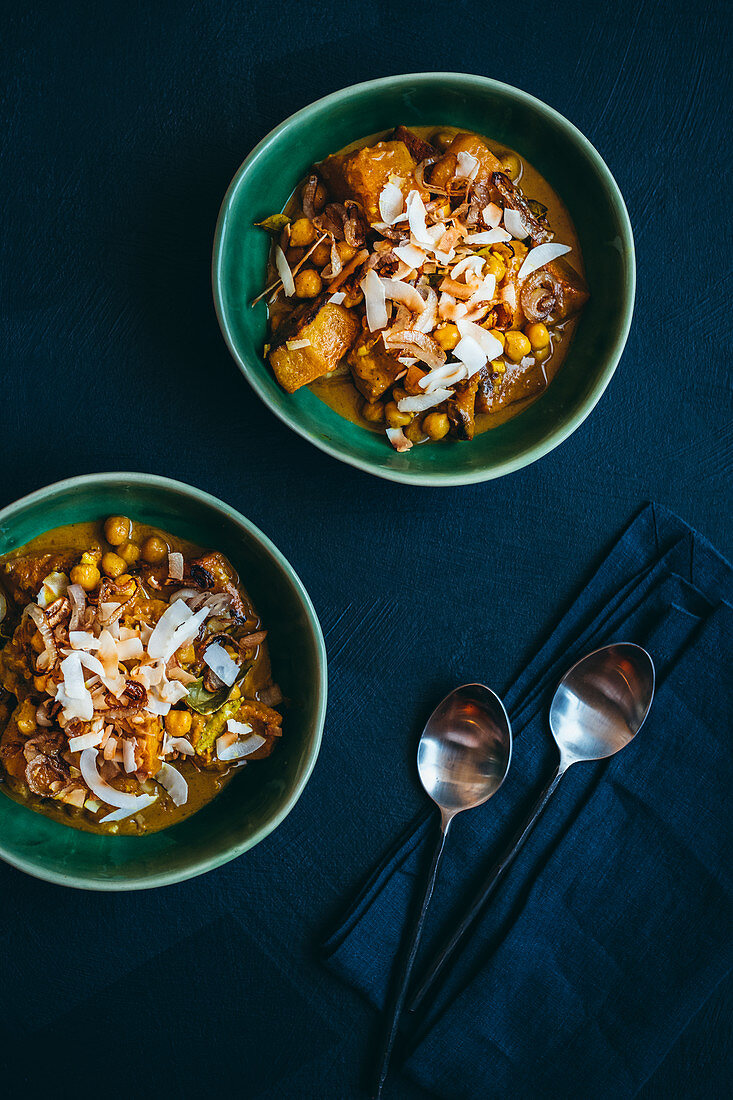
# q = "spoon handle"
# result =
<box><xmin>408</xmin><ymin>765</ymin><xmax>564</xmax><ymax>1014</ymax></box>
<box><xmin>373</xmin><ymin>811</ymin><xmax>453</xmax><ymax>1099</ymax></box>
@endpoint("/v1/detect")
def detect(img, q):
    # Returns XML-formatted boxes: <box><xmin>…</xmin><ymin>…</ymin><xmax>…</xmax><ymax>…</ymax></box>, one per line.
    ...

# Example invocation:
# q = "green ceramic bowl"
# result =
<box><xmin>0</xmin><ymin>473</ymin><xmax>327</xmax><ymax>890</ymax></box>
<box><xmin>213</xmin><ymin>73</ymin><xmax>634</xmax><ymax>486</ymax></box>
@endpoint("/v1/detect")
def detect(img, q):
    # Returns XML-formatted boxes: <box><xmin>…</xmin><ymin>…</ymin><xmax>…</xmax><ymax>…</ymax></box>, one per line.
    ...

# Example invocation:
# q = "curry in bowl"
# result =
<box><xmin>257</xmin><ymin>126</ymin><xmax>589</xmax><ymax>453</ymax></box>
<box><xmin>0</xmin><ymin>516</ymin><xmax>283</xmax><ymax>835</ymax></box>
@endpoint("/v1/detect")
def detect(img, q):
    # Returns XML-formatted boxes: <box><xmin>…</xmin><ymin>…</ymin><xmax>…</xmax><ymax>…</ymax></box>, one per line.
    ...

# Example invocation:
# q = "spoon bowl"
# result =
<box><xmin>418</xmin><ymin>684</ymin><xmax>512</xmax><ymax>814</ymax></box>
<box><xmin>550</xmin><ymin>643</ymin><xmax>655</xmax><ymax>766</ymax></box>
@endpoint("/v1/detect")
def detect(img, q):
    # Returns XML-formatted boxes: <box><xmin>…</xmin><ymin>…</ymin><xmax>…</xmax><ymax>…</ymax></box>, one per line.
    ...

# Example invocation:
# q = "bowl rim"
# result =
<box><xmin>0</xmin><ymin>471</ymin><xmax>328</xmax><ymax>891</ymax></box>
<box><xmin>212</xmin><ymin>71</ymin><xmax>636</xmax><ymax>487</ymax></box>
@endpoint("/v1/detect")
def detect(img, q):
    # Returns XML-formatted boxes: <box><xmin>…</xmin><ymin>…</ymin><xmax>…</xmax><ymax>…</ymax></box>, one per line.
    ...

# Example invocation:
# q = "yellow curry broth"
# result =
<box><xmin>0</xmin><ymin>519</ymin><xmax>279</xmax><ymax>836</ymax></box>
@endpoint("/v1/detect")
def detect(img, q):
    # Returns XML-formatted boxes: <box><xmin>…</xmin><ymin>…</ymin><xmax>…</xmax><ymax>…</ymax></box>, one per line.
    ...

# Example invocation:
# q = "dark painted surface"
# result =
<box><xmin>1</xmin><ymin>2</ymin><xmax>730</xmax><ymax>1097</ymax></box>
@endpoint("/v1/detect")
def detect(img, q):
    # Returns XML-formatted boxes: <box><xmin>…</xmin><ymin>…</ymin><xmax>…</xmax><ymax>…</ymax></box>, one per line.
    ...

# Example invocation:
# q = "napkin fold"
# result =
<box><xmin>323</xmin><ymin>504</ymin><xmax>733</xmax><ymax>1099</ymax></box>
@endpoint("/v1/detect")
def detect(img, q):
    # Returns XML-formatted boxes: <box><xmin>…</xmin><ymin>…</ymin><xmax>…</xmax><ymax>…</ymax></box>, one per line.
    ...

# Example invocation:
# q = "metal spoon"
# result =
<box><xmin>373</xmin><ymin>683</ymin><xmax>512</xmax><ymax>1098</ymax></box>
<box><xmin>409</xmin><ymin>642</ymin><xmax>655</xmax><ymax>1014</ymax></box>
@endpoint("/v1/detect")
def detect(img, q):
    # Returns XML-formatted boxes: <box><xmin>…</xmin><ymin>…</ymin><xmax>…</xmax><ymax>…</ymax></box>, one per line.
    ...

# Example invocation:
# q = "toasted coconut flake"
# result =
<box><xmin>203</xmin><ymin>642</ymin><xmax>240</xmax><ymax>688</ymax></box>
<box><xmin>328</xmin><ymin>291</ymin><xmax>346</xmax><ymax>304</ymax></box>
<box><xmin>100</xmin><ymin>797</ymin><xmax>156</xmax><ymax>824</ymax></box>
<box><xmin>116</xmin><ymin>637</ymin><xmax>144</xmax><ymax>662</ymax></box>
<box><xmin>37</xmin><ymin>572</ymin><xmax>68</xmax><ymax>610</ymax></box>
<box><xmin>378</xmin><ymin>181</ymin><xmax>406</xmax><ymax>225</ymax></box>
<box><xmin>450</xmin><ymin>255</ymin><xmax>485</xmax><ymax>281</ymax></box>
<box><xmin>457</xmin><ymin>319</ymin><xmax>505</xmax><ymax>362</ymax></box>
<box><xmin>147</xmin><ymin>600</ymin><xmax>210</xmax><ymax>662</ymax></box>
<box><xmin>483</xmin><ymin>202</ymin><xmax>502</xmax><ymax>228</ymax></box>
<box><xmin>285</xmin><ymin>338</ymin><xmax>312</xmax><ymax>350</ymax></box>
<box><xmin>361</xmin><ymin>268</ymin><xmax>389</xmax><ymax>332</ymax></box>
<box><xmin>518</xmin><ymin>242</ymin><xmax>572</xmax><ymax>280</ymax></box>
<box><xmin>405</xmin><ymin>190</ymin><xmax>436</xmax><ymax>248</ymax></box>
<box><xmin>167</xmin><ymin>736</ymin><xmax>195</xmax><ymax>756</ymax></box>
<box><xmin>274</xmin><ymin>245</ymin><xmax>295</xmax><ymax>297</ymax></box>
<box><xmin>80</xmin><ymin>747</ymin><xmax>153</xmax><ymax>811</ymax></box>
<box><xmin>419</xmin><ymin>362</ymin><xmax>468</xmax><ymax>393</ymax></box>
<box><xmin>383</xmin><ymin>328</ymin><xmax>445</xmax><ymax>369</ymax></box>
<box><xmin>464</xmin><ymin>228</ymin><xmax>512</xmax><ymax>245</ymax></box>
<box><xmin>217</xmin><ymin>728</ymin><xmax>264</xmax><ymax>761</ymax></box>
<box><xmin>167</xmin><ymin>552</ymin><xmax>184</xmax><ymax>582</ymax></box>
<box><xmin>380</xmin><ymin>278</ymin><xmax>426</xmax><ymax>315</ymax></box>
<box><xmin>503</xmin><ymin>207</ymin><xmax>529</xmax><ymax>240</ymax></box>
<box><xmin>386</xmin><ymin>427</ymin><xmax>413</xmax><ymax>453</ymax></box>
<box><xmin>455</xmin><ymin>151</ymin><xmax>479</xmax><ymax>180</ymax></box>
<box><xmin>68</xmin><ymin>730</ymin><xmax>104</xmax><ymax>753</ymax></box>
<box><xmin>396</xmin><ymin>388</ymin><xmax>453</xmax><ymax>413</ymax></box>
<box><xmin>122</xmin><ymin>738</ymin><xmax>137</xmax><ymax>774</ymax></box>
<box><xmin>466</xmin><ymin>273</ymin><xmax>497</xmax><ymax>304</ymax></box>
<box><xmin>394</xmin><ymin>243</ymin><xmax>428</xmax><ymax>269</ymax></box>
<box><xmin>453</xmin><ymin>335</ymin><xmax>487</xmax><ymax>376</ymax></box>
<box><xmin>412</xmin><ymin>285</ymin><xmax>438</xmax><ymax>334</ymax></box>
<box><xmin>156</xmin><ymin>762</ymin><xmax>188</xmax><ymax>806</ymax></box>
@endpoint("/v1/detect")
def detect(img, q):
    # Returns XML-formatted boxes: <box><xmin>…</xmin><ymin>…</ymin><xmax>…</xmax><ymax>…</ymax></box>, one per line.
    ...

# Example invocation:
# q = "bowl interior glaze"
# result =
<box><xmin>0</xmin><ymin>474</ymin><xmax>326</xmax><ymax>890</ymax></box>
<box><xmin>213</xmin><ymin>72</ymin><xmax>635</xmax><ymax>485</ymax></box>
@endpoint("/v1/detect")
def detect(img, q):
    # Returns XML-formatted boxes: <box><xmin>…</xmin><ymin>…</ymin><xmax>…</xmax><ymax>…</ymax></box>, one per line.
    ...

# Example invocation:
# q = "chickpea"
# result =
<box><xmin>336</xmin><ymin>240</ymin><xmax>357</xmax><ymax>263</ymax></box>
<box><xmin>385</xmin><ymin>401</ymin><xmax>412</xmax><ymax>428</ymax></box>
<box><xmin>70</xmin><ymin>563</ymin><xmax>101</xmax><ymax>592</ymax></box>
<box><xmin>165</xmin><ymin>709</ymin><xmax>192</xmax><ymax>737</ymax></box>
<box><xmin>101</xmin><ymin>552</ymin><xmax>126</xmax><ymax>579</ymax></box>
<box><xmin>361</xmin><ymin>398</ymin><xmax>385</xmax><ymax>423</ymax></box>
<box><xmin>431</xmin><ymin>129</ymin><xmax>455</xmax><ymax>151</ymax></box>
<box><xmin>500</xmin><ymin>153</ymin><xmax>522</xmax><ymax>181</ymax></box>
<box><xmin>487</xmin><ymin>328</ymin><xmax>506</xmax><ymax>349</ymax></box>
<box><xmin>434</xmin><ymin>323</ymin><xmax>460</xmax><ymax>351</ymax></box>
<box><xmin>534</xmin><ymin>343</ymin><xmax>552</xmax><ymax>363</ymax></box>
<box><xmin>504</xmin><ymin>330</ymin><xmax>532</xmax><ymax>362</ymax></box>
<box><xmin>422</xmin><ymin>412</ymin><xmax>450</xmax><ymax>441</ymax></box>
<box><xmin>104</xmin><ymin>515</ymin><xmax>131</xmax><ymax>546</ymax></box>
<box><xmin>178</xmin><ymin>643</ymin><xmax>196</xmax><ymax>665</ymax></box>
<box><xmin>141</xmin><ymin>535</ymin><xmax>168</xmax><ymax>564</ymax></box>
<box><xmin>294</xmin><ymin>268</ymin><xmax>322</xmax><ymax>299</ymax></box>
<box><xmin>289</xmin><ymin>217</ymin><xmax>316</xmax><ymax>248</ymax></box>
<box><xmin>118</xmin><ymin>541</ymin><xmax>141</xmax><ymax>566</ymax></box>
<box><xmin>16</xmin><ymin>712</ymin><xmax>37</xmax><ymax>735</ymax></box>
<box><xmin>404</xmin><ymin>419</ymin><xmax>426</xmax><ymax>444</ymax></box>
<box><xmin>286</xmin><ymin>246</ymin><xmax>305</xmax><ymax>266</ymax></box>
<box><xmin>486</xmin><ymin>253</ymin><xmax>506</xmax><ymax>282</ymax></box>
<box><xmin>311</xmin><ymin>240</ymin><xmax>331</xmax><ymax>267</ymax></box>
<box><xmin>524</xmin><ymin>322</ymin><xmax>550</xmax><ymax>351</ymax></box>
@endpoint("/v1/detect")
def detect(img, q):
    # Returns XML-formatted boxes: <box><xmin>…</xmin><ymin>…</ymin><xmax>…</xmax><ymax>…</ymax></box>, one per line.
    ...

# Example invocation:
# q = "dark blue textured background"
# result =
<box><xmin>1</xmin><ymin>2</ymin><xmax>731</xmax><ymax>1097</ymax></box>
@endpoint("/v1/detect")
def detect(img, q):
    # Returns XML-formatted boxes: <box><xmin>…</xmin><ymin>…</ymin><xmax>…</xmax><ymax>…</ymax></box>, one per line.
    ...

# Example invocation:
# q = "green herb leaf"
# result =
<box><xmin>185</xmin><ymin>677</ymin><xmax>231</xmax><ymax>715</ymax></box>
<box><xmin>198</xmin><ymin>698</ymin><xmax>243</xmax><ymax>756</ymax></box>
<box><xmin>254</xmin><ymin>214</ymin><xmax>291</xmax><ymax>236</ymax></box>
<box><xmin>527</xmin><ymin>199</ymin><xmax>548</xmax><ymax>218</ymax></box>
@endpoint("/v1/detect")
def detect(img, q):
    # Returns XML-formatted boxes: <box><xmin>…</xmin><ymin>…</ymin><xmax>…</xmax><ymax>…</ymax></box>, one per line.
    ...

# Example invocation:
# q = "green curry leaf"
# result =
<box><xmin>527</xmin><ymin>199</ymin><xmax>548</xmax><ymax>218</ymax></box>
<box><xmin>254</xmin><ymin>214</ymin><xmax>290</xmax><ymax>236</ymax></box>
<box><xmin>185</xmin><ymin>677</ymin><xmax>231</xmax><ymax>715</ymax></box>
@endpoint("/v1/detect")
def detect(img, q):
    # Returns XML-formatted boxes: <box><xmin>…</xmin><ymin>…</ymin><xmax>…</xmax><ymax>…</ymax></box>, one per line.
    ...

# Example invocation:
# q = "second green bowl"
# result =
<box><xmin>213</xmin><ymin>72</ymin><xmax>635</xmax><ymax>486</ymax></box>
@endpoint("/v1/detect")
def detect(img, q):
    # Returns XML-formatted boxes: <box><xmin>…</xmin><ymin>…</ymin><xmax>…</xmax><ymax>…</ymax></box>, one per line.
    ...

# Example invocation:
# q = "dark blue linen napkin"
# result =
<box><xmin>323</xmin><ymin>504</ymin><xmax>733</xmax><ymax>1098</ymax></box>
